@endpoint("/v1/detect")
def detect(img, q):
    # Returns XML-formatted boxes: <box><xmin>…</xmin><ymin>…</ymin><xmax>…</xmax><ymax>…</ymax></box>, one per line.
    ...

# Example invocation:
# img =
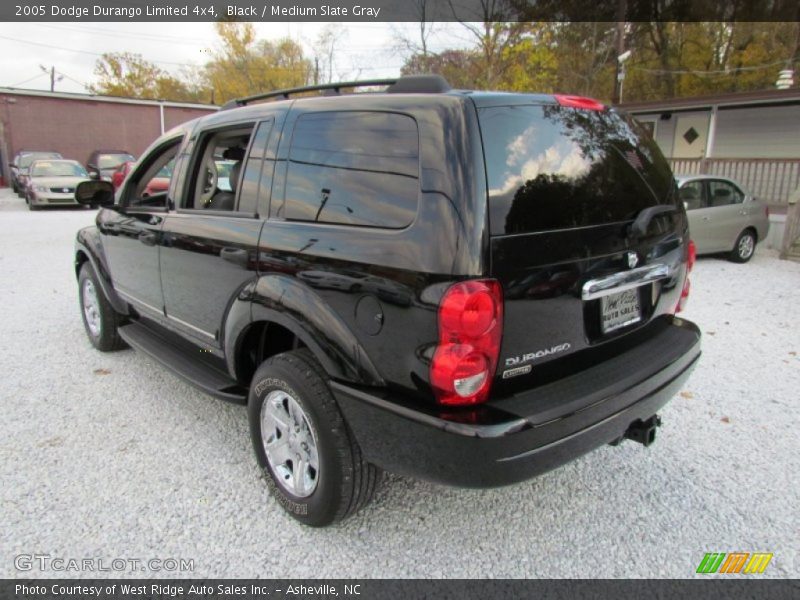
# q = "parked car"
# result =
<box><xmin>11</xmin><ymin>150</ymin><xmax>62</xmax><ymax>196</ymax></box>
<box><xmin>677</xmin><ymin>175</ymin><xmax>770</xmax><ymax>263</ymax></box>
<box><xmin>72</xmin><ymin>76</ymin><xmax>701</xmax><ymax>527</ymax></box>
<box><xmin>86</xmin><ymin>150</ymin><xmax>135</xmax><ymax>182</ymax></box>
<box><xmin>112</xmin><ymin>160</ymin><xmax>172</xmax><ymax>195</ymax></box>
<box><xmin>25</xmin><ymin>159</ymin><xmax>91</xmax><ymax>210</ymax></box>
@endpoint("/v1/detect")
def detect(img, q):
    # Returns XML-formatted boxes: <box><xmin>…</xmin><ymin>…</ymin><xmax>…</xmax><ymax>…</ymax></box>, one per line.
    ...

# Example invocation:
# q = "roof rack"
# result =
<box><xmin>220</xmin><ymin>74</ymin><xmax>452</xmax><ymax>110</ymax></box>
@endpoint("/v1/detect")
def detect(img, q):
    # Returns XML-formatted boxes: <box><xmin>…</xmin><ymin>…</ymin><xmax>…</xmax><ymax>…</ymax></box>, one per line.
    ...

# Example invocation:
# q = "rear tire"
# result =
<box><xmin>248</xmin><ymin>349</ymin><xmax>379</xmax><ymax>527</ymax></box>
<box><xmin>729</xmin><ymin>229</ymin><xmax>756</xmax><ymax>263</ymax></box>
<box><xmin>78</xmin><ymin>263</ymin><xmax>127</xmax><ymax>351</ymax></box>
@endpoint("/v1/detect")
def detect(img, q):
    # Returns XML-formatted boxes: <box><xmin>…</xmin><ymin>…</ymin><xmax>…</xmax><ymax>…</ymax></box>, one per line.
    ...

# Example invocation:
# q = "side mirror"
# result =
<box><xmin>88</xmin><ymin>171</ymin><xmax>99</xmax><ymax>180</ymax></box>
<box><xmin>10</xmin><ymin>163</ymin><xmax>17</xmax><ymax>169</ymax></box>
<box><xmin>683</xmin><ymin>201</ymin><xmax>689</xmax><ymax>210</ymax></box>
<box><xmin>75</xmin><ymin>180</ymin><xmax>115</xmax><ymax>207</ymax></box>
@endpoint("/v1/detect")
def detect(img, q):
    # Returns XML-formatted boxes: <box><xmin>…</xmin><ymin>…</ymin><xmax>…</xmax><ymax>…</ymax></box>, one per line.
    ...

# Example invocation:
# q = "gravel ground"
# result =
<box><xmin>1</xmin><ymin>187</ymin><xmax>798</xmax><ymax>579</ymax></box>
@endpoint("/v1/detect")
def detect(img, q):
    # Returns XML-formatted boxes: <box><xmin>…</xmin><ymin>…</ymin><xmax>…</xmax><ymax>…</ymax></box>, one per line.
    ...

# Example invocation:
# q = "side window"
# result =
<box><xmin>679</xmin><ymin>180</ymin><xmax>705</xmax><ymax>210</ymax></box>
<box><xmin>708</xmin><ymin>180</ymin><xmax>744</xmax><ymax>207</ymax></box>
<box><xmin>238</xmin><ymin>120</ymin><xmax>274</xmax><ymax>215</ymax></box>
<box><xmin>125</xmin><ymin>139</ymin><xmax>181</xmax><ymax>209</ymax></box>
<box><xmin>185</xmin><ymin>125</ymin><xmax>254</xmax><ymax>211</ymax></box>
<box><xmin>282</xmin><ymin>111</ymin><xmax>419</xmax><ymax>228</ymax></box>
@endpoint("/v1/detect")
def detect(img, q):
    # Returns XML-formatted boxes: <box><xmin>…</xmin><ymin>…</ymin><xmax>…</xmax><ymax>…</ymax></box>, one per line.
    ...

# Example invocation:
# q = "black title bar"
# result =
<box><xmin>3</xmin><ymin>579</ymin><xmax>799</xmax><ymax>600</ymax></box>
<box><xmin>3</xmin><ymin>0</ymin><xmax>799</xmax><ymax>22</ymax></box>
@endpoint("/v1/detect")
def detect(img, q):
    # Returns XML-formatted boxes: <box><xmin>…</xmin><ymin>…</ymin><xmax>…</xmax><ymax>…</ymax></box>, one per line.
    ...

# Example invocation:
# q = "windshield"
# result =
<box><xmin>31</xmin><ymin>161</ymin><xmax>88</xmax><ymax>178</ymax></box>
<box><xmin>20</xmin><ymin>152</ymin><xmax>61</xmax><ymax>168</ymax></box>
<box><xmin>99</xmin><ymin>154</ymin><xmax>135</xmax><ymax>169</ymax></box>
<box><xmin>478</xmin><ymin>104</ymin><xmax>676</xmax><ymax>235</ymax></box>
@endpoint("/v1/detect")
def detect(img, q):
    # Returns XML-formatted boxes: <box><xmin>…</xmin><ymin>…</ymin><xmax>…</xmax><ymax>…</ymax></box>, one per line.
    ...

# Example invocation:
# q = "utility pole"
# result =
<box><xmin>39</xmin><ymin>65</ymin><xmax>63</xmax><ymax>92</ymax></box>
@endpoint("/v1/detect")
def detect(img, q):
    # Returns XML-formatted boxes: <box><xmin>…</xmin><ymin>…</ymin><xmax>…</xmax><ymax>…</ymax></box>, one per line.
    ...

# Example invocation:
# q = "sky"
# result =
<box><xmin>0</xmin><ymin>22</ymin><xmax>474</xmax><ymax>96</ymax></box>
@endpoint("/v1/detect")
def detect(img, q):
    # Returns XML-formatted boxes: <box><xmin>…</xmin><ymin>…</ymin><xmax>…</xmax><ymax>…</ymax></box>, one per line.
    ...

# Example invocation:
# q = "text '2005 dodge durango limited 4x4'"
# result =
<box><xmin>73</xmin><ymin>75</ymin><xmax>701</xmax><ymax>526</ymax></box>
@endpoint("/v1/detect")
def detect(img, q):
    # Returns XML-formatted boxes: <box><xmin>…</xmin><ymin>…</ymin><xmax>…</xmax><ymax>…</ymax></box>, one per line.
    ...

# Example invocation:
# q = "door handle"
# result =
<box><xmin>139</xmin><ymin>231</ymin><xmax>157</xmax><ymax>246</ymax></box>
<box><xmin>702</xmin><ymin>216</ymin><xmax>711</xmax><ymax>221</ymax></box>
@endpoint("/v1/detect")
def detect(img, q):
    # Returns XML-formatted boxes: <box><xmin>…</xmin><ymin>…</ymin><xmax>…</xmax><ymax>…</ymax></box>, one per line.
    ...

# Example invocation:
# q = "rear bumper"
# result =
<box><xmin>334</xmin><ymin>317</ymin><xmax>701</xmax><ymax>487</ymax></box>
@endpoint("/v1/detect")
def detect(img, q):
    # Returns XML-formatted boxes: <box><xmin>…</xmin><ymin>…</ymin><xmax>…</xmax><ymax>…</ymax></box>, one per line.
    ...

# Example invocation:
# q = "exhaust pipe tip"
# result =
<box><xmin>623</xmin><ymin>415</ymin><xmax>662</xmax><ymax>447</ymax></box>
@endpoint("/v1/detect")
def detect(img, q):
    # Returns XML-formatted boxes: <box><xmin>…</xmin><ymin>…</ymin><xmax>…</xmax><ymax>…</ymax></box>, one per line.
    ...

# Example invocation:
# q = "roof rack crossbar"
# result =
<box><xmin>221</xmin><ymin>78</ymin><xmax>398</xmax><ymax>110</ymax></box>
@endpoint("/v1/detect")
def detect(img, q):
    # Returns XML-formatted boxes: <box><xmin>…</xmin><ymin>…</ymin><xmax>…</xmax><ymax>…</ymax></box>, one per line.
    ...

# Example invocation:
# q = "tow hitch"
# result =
<box><xmin>610</xmin><ymin>415</ymin><xmax>662</xmax><ymax>447</ymax></box>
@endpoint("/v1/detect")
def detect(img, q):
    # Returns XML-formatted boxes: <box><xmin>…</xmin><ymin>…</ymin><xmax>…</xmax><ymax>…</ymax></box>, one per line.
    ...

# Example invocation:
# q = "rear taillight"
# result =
<box><xmin>430</xmin><ymin>279</ymin><xmax>503</xmax><ymax>406</ymax></box>
<box><xmin>687</xmin><ymin>239</ymin><xmax>696</xmax><ymax>272</ymax></box>
<box><xmin>676</xmin><ymin>240</ymin><xmax>696</xmax><ymax>313</ymax></box>
<box><xmin>554</xmin><ymin>94</ymin><xmax>606</xmax><ymax>111</ymax></box>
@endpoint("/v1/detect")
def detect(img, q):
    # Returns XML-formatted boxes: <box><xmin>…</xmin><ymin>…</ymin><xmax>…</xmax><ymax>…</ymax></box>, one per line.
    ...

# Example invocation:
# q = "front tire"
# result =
<box><xmin>248</xmin><ymin>349</ymin><xmax>379</xmax><ymax>527</ymax></box>
<box><xmin>730</xmin><ymin>229</ymin><xmax>756</xmax><ymax>263</ymax></box>
<box><xmin>78</xmin><ymin>263</ymin><xmax>127</xmax><ymax>351</ymax></box>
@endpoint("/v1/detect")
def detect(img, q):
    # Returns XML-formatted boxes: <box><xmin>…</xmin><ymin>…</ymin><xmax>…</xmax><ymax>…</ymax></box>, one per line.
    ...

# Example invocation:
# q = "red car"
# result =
<box><xmin>112</xmin><ymin>161</ymin><xmax>171</xmax><ymax>196</ymax></box>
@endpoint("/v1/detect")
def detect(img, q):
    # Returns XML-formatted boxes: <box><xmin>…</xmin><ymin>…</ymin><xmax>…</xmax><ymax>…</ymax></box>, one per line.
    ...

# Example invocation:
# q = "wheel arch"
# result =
<box><xmin>223</xmin><ymin>275</ymin><xmax>384</xmax><ymax>388</ymax></box>
<box><xmin>74</xmin><ymin>233</ymin><xmax>128</xmax><ymax>315</ymax></box>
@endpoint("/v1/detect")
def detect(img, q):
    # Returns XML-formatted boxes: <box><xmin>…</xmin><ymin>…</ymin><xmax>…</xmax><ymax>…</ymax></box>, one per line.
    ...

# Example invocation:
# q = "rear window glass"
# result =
<box><xmin>99</xmin><ymin>154</ymin><xmax>135</xmax><ymax>169</ymax></box>
<box><xmin>31</xmin><ymin>161</ymin><xmax>87</xmax><ymax>178</ymax></box>
<box><xmin>20</xmin><ymin>152</ymin><xmax>61</xmax><ymax>168</ymax></box>
<box><xmin>282</xmin><ymin>111</ymin><xmax>419</xmax><ymax>229</ymax></box>
<box><xmin>479</xmin><ymin>104</ymin><xmax>676</xmax><ymax>235</ymax></box>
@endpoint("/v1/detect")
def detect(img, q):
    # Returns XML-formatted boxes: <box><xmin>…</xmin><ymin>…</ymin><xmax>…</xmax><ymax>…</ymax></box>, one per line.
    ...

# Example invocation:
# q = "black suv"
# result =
<box><xmin>73</xmin><ymin>75</ymin><xmax>701</xmax><ymax>526</ymax></box>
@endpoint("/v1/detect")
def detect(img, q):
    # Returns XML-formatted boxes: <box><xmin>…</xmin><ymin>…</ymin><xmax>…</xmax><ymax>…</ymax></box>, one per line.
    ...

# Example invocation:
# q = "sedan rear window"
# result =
<box><xmin>31</xmin><ymin>161</ymin><xmax>88</xmax><ymax>178</ymax></box>
<box><xmin>19</xmin><ymin>152</ymin><xmax>61</xmax><ymax>168</ymax></box>
<box><xmin>99</xmin><ymin>154</ymin><xmax>135</xmax><ymax>169</ymax></box>
<box><xmin>478</xmin><ymin>104</ymin><xmax>676</xmax><ymax>235</ymax></box>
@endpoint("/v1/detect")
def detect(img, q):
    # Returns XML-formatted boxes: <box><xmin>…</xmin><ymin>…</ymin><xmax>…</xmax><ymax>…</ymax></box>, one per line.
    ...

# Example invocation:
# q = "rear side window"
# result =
<box><xmin>282</xmin><ymin>111</ymin><xmax>419</xmax><ymax>228</ymax></box>
<box><xmin>479</xmin><ymin>104</ymin><xmax>676</xmax><ymax>235</ymax></box>
<box><xmin>708</xmin><ymin>180</ymin><xmax>744</xmax><ymax>206</ymax></box>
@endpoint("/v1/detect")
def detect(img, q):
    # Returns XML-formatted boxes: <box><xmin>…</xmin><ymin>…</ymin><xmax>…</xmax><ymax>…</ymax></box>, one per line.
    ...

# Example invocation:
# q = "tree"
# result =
<box><xmin>204</xmin><ymin>22</ymin><xmax>312</xmax><ymax>104</ymax></box>
<box><xmin>401</xmin><ymin>49</ymin><xmax>483</xmax><ymax>89</ymax></box>
<box><xmin>449</xmin><ymin>1</ymin><xmax>528</xmax><ymax>88</ymax></box>
<box><xmin>312</xmin><ymin>24</ymin><xmax>347</xmax><ymax>84</ymax></box>
<box><xmin>90</xmin><ymin>52</ymin><xmax>202</xmax><ymax>102</ymax></box>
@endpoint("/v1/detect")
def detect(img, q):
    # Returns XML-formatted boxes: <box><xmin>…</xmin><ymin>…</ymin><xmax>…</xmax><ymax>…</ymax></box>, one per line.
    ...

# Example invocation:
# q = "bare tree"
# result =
<box><xmin>447</xmin><ymin>0</ymin><xmax>526</xmax><ymax>88</ymax></box>
<box><xmin>312</xmin><ymin>24</ymin><xmax>348</xmax><ymax>84</ymax></box>
<box><xmin>396</xmin><ymin>0</ymin><xmax>438</xmax><ymax>58</ymax></box>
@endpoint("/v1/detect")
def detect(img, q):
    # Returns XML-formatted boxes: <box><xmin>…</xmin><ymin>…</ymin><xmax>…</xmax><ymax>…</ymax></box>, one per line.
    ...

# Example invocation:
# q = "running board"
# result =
<box><xmin>118</xmin><ymin>321</ymin><xmax>248</xmax><ymax>404</ymax></box>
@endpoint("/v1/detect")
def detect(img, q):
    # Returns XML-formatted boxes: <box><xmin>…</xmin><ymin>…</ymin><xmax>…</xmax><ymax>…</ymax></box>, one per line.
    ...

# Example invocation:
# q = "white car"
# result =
<box><xmin>676</xmin><ymin>175</ymin><xmax>770</xmax><ymax>263</ymax></box>
<box><xmin>25</xmin><ymin>160</ymin><xmax>92</xmax><ymax>211</ymax></box>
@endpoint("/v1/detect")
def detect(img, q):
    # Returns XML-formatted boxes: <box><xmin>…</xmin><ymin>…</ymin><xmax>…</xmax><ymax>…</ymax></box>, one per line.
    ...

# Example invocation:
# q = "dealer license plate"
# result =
<box><xmin>600</xmin><ymin>288</ymin><xmax>641</xmax><ymax>333</ymax></box>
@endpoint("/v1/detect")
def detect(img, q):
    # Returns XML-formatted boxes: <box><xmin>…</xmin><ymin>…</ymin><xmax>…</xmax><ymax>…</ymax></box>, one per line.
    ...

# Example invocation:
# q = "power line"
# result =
<box><xmin>34</xmin><ymin>23</ymin><xmax>211</xmax><ymax>46</ymax></box>
<box><xmin>8</xmin><ymin>72</ymin><xmax>48</xmax><ymax>87</ymax></box>
<box><xmin>0</xmin><ymin>34</ymin><xmax>200</xmax><ymax>68</ymax></box>
<box><xmin>632</xmin><ymin>59</ymin><xmax>796</xmax><ymax>76</ymax></box>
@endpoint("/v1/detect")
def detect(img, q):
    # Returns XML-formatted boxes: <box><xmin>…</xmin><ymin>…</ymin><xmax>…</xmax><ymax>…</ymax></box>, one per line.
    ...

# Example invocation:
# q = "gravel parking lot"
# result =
<box><xmin>1</xmin><ymin>187</ymin><xmax>798</xmax><ymax>579</ymax></box>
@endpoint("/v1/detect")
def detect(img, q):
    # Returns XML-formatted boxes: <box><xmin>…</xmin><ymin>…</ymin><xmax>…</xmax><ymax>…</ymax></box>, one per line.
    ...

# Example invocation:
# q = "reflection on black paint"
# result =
<box><xmin>479</xmin><ymin>104</ymin><xmax>676</xmax><ymax>236</ymax></box>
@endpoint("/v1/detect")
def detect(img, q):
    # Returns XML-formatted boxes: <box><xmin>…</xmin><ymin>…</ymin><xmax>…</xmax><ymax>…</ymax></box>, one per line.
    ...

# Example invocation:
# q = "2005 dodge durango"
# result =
<box><xmin>73</xmin><ymin>75</ymin><xmax>701</xmax><ymax>526</ymax></box>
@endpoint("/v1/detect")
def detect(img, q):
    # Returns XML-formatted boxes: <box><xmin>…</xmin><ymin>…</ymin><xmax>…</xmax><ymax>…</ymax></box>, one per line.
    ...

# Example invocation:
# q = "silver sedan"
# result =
<box><xmin>676</xmin><ymin>175</ymin><xmax>770</xmax><ymax>263</ymax></box>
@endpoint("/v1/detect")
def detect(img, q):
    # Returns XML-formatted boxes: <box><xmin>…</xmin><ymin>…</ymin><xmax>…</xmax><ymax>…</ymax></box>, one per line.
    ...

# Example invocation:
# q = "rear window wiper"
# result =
<box><xmin>629</xmin><ymin>204</ymin><xmax>677</xmax><ymax>238</ymax></box>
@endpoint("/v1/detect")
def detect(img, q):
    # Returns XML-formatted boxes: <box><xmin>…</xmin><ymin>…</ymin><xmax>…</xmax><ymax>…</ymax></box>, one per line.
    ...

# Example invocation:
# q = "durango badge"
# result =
<box><xmin>505</xmin><ymin>343</ymin><xmax>572</xmax><ymax>367</ymax></box>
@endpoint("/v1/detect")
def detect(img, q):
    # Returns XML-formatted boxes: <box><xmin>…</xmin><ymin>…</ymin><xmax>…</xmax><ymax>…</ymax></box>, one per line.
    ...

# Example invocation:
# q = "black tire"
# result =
<box><xmin>248</xmin><ymin>349</ymin><xmax>380</xmax><ymax>527</ymax></box>
<box><xmin>78</xmin><ymin>263</ymin><xmax>127</xmax><ymax>351</ymax></box>
<box><xmin>729</xmin><ymin>229</ymin><xmax>756</xmax><ymax>263</ymax></box>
